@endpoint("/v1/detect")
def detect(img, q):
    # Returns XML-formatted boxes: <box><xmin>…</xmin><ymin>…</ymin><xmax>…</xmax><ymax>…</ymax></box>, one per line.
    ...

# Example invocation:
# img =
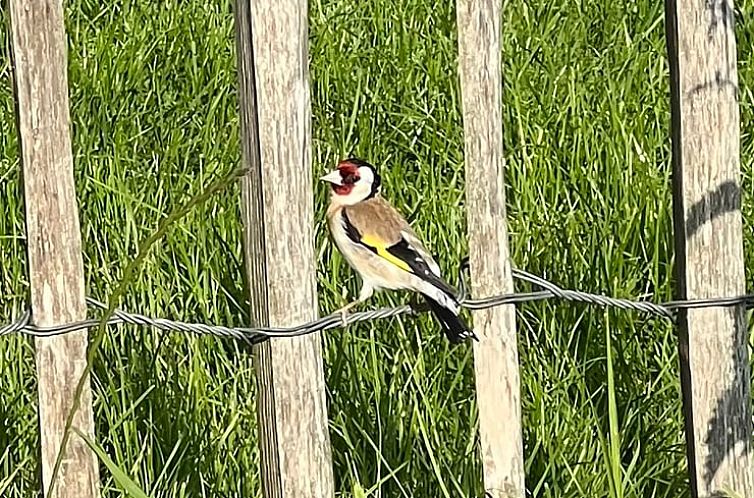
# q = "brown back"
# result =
<box><xmin>344</xmin><ymin>196</ymin><xmax>411</xmax><ymax>245</ymax></box>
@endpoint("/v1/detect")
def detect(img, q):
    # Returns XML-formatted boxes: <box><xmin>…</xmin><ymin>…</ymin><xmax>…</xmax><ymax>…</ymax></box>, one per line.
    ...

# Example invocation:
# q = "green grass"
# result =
<box><xmin>1</xmin><ymin>0</ymin><xmax>754</xmax><ymax>497</ymax></box>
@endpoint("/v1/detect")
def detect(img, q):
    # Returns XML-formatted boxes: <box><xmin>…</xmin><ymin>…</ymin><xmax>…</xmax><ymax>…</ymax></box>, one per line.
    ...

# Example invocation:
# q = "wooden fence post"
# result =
<box><xmin>665</xmin><ymin>0</ymin><xmax>754</xmax><ymax>496</ymax></box>
<box><xmin>9</xmin><ymin>1</ymin><xmax>100</xmax><ymax>497</ymax></box>
<box><xmin>233</xmin><ymin>0</ymin><xmax>334</xmax><ymax>497</ymax></box>
<box><xmin>456</xmin><ymin>1</ymin><xmax>525</xmax><ymax>497</ymax></box>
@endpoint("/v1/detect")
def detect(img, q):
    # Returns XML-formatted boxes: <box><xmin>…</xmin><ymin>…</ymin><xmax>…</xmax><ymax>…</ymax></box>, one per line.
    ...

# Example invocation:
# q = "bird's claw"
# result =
<box><xmin>334</xmin><ymin>300</ymin><xmax>357</xmax><ymax>328</ymax></box>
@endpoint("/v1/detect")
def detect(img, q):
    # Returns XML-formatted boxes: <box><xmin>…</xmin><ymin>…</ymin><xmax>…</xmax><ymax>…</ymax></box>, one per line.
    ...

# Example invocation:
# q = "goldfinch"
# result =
<box><xmin>321</xmin><ymin>157</ymin><xmax>475</xmax><ymax>343</ymax></box>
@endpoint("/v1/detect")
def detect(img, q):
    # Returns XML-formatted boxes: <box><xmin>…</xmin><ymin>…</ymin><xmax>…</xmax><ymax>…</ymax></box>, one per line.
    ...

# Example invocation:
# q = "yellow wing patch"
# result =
<box><xmin>360</xmin><ymin>233</ymin><xmax>412</xmax><ymax>272</ymax></box>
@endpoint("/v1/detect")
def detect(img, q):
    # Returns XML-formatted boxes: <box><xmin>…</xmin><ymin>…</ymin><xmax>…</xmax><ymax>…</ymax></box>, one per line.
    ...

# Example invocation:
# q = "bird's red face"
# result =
<box><xmin>320</xmin><ymin>158</ymin><xmax>380</xmax><ymax>206</ymax></box>
<box><xmin>331</xmin><ymin>162</ymin><xmax>360</xmax><ymax>196</ymax></box>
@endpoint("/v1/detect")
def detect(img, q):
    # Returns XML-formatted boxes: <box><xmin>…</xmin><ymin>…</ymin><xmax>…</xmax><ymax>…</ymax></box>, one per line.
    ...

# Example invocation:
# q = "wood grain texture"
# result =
<box><xmin>9</xmin><ymin>1</ymin><xmax>99</xmax><ymax>497</ymax></box>
<box><xmin>456</xmin><ymin>1</ymin><xmax>525</xmax><ymax>497</ymax></box>
<box><xmin>665</xmin><ymin>0</ymin><xmax>754</xmax><ymax>496</ymax></box>
<box><xmin>233</xmin><ymin>1</ymin><xmax>334</xmax><ymax>497</ymax></box>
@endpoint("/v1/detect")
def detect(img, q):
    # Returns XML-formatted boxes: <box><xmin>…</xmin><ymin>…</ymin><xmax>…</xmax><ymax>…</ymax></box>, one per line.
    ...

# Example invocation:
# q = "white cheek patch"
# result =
<box><xmin>335</xmin><ymin>182</ymin><xmax>372</xmax><ymax>205</ymax></box>
<box><xmin>358</xmin><ymin>166</ymin><xmax>374</xmax><ymax>184</ymax></box>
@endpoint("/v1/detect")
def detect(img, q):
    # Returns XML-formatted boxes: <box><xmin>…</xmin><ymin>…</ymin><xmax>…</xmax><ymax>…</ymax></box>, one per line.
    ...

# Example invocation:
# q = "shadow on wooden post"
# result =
<box><xmin>665</xmin><ymin>0</ymin><xmax>754</xmax><ymax>496</ymax></box>
<box><xmin>233</xmin><ymin>1</ymin><xmax>335</xmax><ymax>497</ymax></box>
<box><xmin>456</xmin><ymin>0</ymin><xmax>525</xmax><ymax>497</ymax></box>
<box><xmin>9</xmin><ymin>1</ymin><xmax>100</xmax><ymax>497</ymax></box>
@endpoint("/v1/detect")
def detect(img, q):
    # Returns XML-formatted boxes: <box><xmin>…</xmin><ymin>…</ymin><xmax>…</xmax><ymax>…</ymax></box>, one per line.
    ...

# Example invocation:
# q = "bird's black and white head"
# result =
<box><xmin>320</xmin><ymin>158</ymin><xmax>382</xmax><ymax>206</ymax></box>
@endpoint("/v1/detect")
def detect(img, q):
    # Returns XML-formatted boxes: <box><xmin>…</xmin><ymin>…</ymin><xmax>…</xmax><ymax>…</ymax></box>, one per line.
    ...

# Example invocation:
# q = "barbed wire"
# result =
<box><xmin>2</xmin><ymin>264</ymin><xmax>754</xmax><ymax>344</ymax></box>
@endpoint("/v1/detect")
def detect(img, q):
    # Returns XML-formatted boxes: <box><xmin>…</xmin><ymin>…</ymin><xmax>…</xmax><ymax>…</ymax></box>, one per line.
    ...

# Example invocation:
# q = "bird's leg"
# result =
<box><xmin>335</xmin><ymin>283</ymin><xmax>374</xmax><ymax>327</ymax></box>
<box><xmin>335</xmin><ymin>300</ymin><xmax>360</xmax><ymax>326</ymax></box>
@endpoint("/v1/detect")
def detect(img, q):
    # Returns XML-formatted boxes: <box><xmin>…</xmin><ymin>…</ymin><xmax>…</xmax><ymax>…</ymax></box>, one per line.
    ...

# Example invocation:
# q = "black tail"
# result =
<box><xmin>422</xmin><ymin>295</ymin><xmax>477</xmax><ymax>344</ymax></box>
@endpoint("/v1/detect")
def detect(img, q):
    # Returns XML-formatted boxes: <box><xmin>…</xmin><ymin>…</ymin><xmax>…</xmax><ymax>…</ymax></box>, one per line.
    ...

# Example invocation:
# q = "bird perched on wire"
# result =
<box><xmin>321</xmin><ymin>157</ymin><xmax>476</xmax><ymax>343</ymax></box>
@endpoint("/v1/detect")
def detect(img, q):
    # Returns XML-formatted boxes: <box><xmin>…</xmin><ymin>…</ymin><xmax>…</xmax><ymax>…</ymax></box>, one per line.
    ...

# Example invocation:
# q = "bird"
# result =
<box><xmin>320</xmin><ymin>157</ymin><xmax>476</xmax><ymax>343</ymax></box>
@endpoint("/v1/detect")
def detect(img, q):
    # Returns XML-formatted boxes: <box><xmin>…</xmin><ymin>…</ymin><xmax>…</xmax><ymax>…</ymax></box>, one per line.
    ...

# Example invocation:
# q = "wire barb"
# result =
<box><xmin>2</xmin><ymin>267</ymin><xmax>753</xmax><ymax>342</ymax></box>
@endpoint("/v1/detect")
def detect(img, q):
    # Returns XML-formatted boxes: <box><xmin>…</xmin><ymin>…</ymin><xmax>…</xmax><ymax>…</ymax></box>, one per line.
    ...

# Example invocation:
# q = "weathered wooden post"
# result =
<box><xmin>665</xmin><ymin>0</ymin><xmax>754</xmax><ymax>496</ymax></box>
<box><xmin>9</xmin><ymin>1</ymin><xmax>100</xmax><ymax>497</ymax></box>
<box><xmin>456</xmin><ymin>1</ymin><xmax>525</xmax><ymax>497</ymax></box>
<box><xmin>233</xmin><ymin>0</ymin><xmax>335</xmax><ymax>497</ymax></box>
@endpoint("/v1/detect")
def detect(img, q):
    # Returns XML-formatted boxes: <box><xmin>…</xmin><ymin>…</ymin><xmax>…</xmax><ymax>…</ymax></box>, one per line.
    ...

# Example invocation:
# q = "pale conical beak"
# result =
<box><xmin>320</xmin><ymin>170</ymin><xmax>342</xmax><ymax>185</ymax></box>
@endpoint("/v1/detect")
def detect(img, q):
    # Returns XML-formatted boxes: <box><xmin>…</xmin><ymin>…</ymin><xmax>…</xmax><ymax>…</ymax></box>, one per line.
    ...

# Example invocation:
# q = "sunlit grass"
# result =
<box><xmin>1</xmin><ymin>0</ymin><xmax>754</xmax><ymax>497</ymax></box>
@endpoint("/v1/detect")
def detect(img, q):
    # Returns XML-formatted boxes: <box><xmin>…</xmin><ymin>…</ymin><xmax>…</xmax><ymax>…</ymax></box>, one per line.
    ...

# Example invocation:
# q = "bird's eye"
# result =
<box><xmin>342</xmin><ymin>173</ymin><xmax>359</xmax><ymax>185</ymax></box>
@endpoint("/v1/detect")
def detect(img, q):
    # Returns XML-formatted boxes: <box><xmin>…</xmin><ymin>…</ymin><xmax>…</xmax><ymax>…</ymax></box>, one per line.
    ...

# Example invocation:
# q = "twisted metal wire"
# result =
<box><xmin>2</xmin><ymin>266</ymin><xmax>754</xmax><ymax>343</ymax></box>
